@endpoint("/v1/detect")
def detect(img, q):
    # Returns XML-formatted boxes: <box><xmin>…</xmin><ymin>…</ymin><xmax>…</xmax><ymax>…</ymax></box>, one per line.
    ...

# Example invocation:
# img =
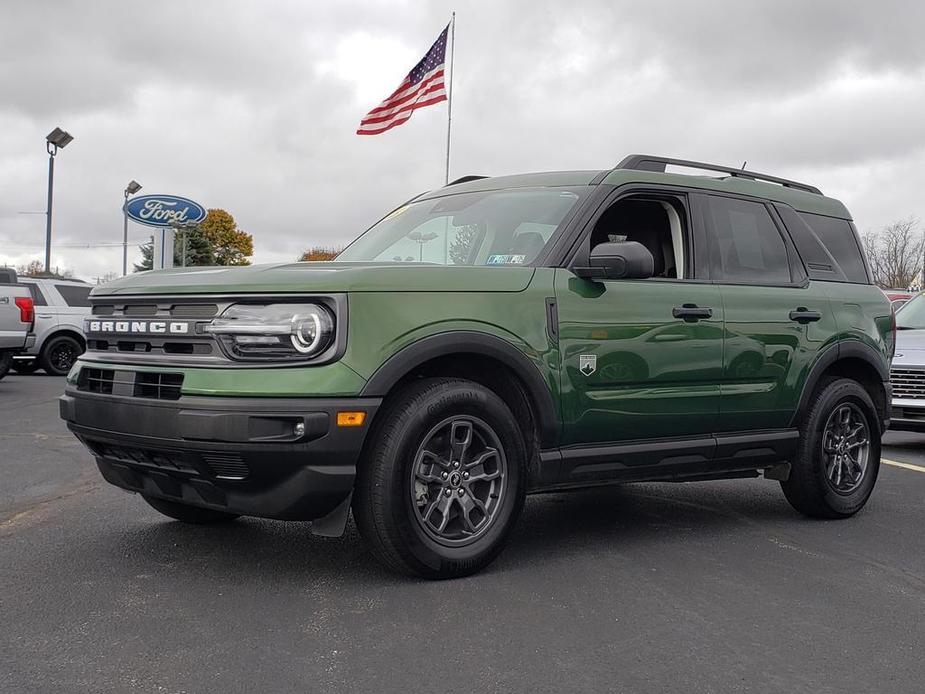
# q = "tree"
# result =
<box><xmin>299</xmin><ymin>247</ymin><xmax>341</xmax><ymax>261</ymax></box>
<box><xmin>17</xmin><ymin>259</ymin><xmax>44</xmax><ymax>276</ymax></box>
<box><xmin>863</xmin><ymin>217</ymin><xmax>924</xmax><ymax>289</ymax></box>
<box><xmin>134</xmin><ymin>241</ymin><xmax>154</xmax><ymax>272</ymax></box>
<box><xmin>17</xmin><ymin>259</ymin><xmax>73</xmax><ymax>278</ymax></box>
<box><xmin>449</xmin><ymin>225</ymin><xmax>480</xmax><ymax>265</ymax></box>
<box><xmin>199</xmin><ymin>209</ymin><xmax>253</xmax><ymax>266</ymax></box>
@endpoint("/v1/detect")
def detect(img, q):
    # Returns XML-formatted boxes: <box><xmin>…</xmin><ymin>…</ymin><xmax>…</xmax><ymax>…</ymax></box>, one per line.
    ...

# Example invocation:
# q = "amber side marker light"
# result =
<box><xmin>337</xmin><ymin>411</ymin><xmax>366</xmax><ymax>427</ymax></box>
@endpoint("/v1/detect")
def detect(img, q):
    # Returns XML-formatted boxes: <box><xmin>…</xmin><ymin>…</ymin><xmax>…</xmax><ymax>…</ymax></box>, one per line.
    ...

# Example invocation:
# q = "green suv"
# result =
<box><xmin>60</xmin><ymin>155</ymin><xmax>894</xmax><ymax>578</ymax></box>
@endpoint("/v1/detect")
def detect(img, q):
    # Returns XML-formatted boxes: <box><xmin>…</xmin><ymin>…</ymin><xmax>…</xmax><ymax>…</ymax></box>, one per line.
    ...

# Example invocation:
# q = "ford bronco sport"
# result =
<box><xmin>60</xmin><ymin>155</ymin><xmax>893</xmax><ymax>579</ymax></box>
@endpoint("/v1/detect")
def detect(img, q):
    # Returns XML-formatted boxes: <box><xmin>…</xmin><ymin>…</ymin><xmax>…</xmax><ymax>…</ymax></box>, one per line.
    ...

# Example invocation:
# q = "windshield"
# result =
<box><xmin>336</xmin><ymin>187</ymin><xmax>586</xmax><ymax>266</ymax></box>
<box><xmin>896</xmin><ymin>292</ymin><xmax>925</xmax><ymax>329</ymax></box>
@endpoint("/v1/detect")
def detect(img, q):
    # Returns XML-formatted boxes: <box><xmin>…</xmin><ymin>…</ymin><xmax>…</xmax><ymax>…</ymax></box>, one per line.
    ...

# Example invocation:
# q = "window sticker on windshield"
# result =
<box><xmin>487</xmin><ymin>254</ymin><xmax>527</xmax><ymax>265</ymax></box>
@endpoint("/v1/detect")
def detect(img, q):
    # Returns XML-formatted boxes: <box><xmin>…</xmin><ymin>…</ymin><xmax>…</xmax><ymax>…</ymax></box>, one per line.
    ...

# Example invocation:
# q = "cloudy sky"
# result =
<box><xmin>2</xmin><ymin>0</ymin><xmax>924</xmax><ymax>280</ymax></box>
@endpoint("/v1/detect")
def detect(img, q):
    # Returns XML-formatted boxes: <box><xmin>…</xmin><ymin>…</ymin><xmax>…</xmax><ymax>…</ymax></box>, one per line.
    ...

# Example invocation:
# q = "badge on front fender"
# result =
<box><xmin>579</xmin><ymin>354</ymin><xmax>596</xmax><ymax>376</ymax></box>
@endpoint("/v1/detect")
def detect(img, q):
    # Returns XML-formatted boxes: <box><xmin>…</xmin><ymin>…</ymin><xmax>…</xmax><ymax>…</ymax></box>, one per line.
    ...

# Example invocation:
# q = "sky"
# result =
<box><xmin>2</xmin><ymin>0</ymin><xmax>925</xmax><ymax>281</ymax></box>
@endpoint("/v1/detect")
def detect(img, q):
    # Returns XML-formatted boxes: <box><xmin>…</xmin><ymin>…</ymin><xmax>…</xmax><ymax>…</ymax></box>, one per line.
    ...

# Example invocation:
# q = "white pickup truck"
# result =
<box><xmin>0</xmin><ymin>269</ymin><xmax>36</xmax><ymax>381</ymax></box>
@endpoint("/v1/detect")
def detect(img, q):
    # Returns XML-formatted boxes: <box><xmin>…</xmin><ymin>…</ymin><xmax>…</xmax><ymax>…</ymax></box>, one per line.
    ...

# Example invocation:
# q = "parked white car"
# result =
<box><xmin>12</xmin><ymin>277</ymin><xmax>91</xmax><ymax>376</ymax></box>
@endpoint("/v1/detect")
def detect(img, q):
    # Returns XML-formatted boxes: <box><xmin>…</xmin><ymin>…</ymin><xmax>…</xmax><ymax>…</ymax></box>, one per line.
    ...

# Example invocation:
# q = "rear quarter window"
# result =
<box><xmin>55</xmin><ymin>284</ymin><xmax>91</xmax><ymax>307</ymax></box>
<box><xmin>798</xmin><ymin>212</ymin><xmax>870</xmax><ymax>283</ymax></box>
<box><xmin>22</xmin><ymin>281</ymin><xmax>48</xmax><ymax>306</ymax></box>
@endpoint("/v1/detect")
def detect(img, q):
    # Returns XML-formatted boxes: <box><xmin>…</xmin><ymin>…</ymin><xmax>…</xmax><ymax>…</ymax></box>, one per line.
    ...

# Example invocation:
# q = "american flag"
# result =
<box><xmin>357</xmin><ymin>24</ymin><xmax>449</xmax><ymax>135</ymax></box>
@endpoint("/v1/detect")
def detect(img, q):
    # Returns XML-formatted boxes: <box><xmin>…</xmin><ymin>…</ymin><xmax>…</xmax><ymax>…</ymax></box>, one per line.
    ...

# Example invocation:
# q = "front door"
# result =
<box><xmin>555</xmin><ymin>272</ymin><xmax>724</xmax><ymax>446</ymax></box>
<box><xmin>554</xmin><ymin>191</ymin><xmax>724</xmax><ymax>451</ymax></box>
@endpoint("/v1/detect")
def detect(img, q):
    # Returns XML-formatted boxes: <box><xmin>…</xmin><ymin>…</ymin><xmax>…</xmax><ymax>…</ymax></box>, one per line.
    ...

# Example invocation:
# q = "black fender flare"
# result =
<box><xmin>790</xmin><ymin>339</ymin><xmax>890</xmax><ymax>428</ymax></box>
<box><xmin>360</xmin><ymin>331</ymin><xmax>559</xmax><ymax>447</ymax></box>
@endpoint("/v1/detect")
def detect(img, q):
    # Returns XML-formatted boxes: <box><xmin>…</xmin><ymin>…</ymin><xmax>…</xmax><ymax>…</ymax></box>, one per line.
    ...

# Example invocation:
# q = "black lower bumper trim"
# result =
<box><xmin>61</xmin><ymin>388</ymin><xmax>380</xmax><ymax>521</ymax></box>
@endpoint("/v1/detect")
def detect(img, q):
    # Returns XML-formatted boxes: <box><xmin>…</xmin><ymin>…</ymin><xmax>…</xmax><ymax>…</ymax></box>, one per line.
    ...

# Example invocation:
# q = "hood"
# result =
<box><xmin>92</xmin><ymin>262</ymin><xmax>536</xmax><ymax>296</ymax></box>
<box><xmin>893</xmin><ymin>328</ymin><xmax>925</xmax><ymax>366</ymax></box>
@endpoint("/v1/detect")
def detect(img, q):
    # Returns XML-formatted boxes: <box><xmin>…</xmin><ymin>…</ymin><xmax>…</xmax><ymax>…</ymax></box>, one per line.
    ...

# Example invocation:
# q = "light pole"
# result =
<box><xmin>123</xmin><ymin>180</ymin><xmax>142</xmax><ymax>275</ymax></box>
<box><xmin>44</xmin><ymin>127</ymin><xmax>74</xmax><ymax>274</ymax></box>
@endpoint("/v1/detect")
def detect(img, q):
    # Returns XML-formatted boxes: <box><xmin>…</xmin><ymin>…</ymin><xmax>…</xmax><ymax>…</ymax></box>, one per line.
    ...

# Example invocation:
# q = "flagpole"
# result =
<box><xmin>444</xmin><ymin>12</ymin><xmax>456</xmax><ymax>185</ymax></box>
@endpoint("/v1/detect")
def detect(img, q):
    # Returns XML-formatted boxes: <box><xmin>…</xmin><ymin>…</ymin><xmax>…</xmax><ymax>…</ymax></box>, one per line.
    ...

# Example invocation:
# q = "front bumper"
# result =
<box><xmin>60</xmin><ymin>387</ymin><xmax>380</xmax><ymax>521</ymax></box>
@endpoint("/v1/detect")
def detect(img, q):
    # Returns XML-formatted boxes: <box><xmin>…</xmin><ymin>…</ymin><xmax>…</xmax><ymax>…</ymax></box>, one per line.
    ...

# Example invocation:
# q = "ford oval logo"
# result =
<box><xmin>123</xmin><ymin>194</ymin><xmax>207</xmax><ymax>228</ymax></box>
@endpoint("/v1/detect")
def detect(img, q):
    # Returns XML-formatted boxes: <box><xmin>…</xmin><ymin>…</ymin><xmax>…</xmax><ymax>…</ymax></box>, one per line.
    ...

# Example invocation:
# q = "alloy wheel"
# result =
<box><xmin>410</xmin><ymin>416</ymin><xmax>507</xmax><ymax>546</ymax></box>
<box><xmin>821</xmin><ymin>403</ymin><xmax>870</xmax><ymax>495</ymax></box>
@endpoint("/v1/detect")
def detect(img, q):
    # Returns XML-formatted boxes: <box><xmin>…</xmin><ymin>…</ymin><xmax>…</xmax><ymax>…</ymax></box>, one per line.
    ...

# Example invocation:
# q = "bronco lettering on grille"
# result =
<box><xmin>88</xmin><ymin>320</ymin><xmax>190</xmax><ymax>335</ymax></box>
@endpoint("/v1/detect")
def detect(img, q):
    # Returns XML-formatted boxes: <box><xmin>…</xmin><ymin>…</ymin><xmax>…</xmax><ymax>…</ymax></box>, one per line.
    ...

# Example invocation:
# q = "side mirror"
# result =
<box><xmin>574</xmin><ymin>241</ymin><xmax>654</xmax><ymax>281</ymax></box>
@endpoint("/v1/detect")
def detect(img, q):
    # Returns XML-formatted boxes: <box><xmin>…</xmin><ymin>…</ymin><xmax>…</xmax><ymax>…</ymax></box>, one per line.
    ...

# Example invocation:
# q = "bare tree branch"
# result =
<box><xmin>862</xmin><ymin>216</ymin><xmax>923</xmax><ymax>289</ymax></box>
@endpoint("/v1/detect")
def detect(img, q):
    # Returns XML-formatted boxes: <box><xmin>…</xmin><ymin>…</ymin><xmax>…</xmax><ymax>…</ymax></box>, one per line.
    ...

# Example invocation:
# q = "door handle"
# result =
<box><xmin>672</xmin><ymin>304</ymin><xmax>713</xmax><ymax>321</ymax></box>
<box><xmin>789</xmin><ymin>307</ymin><xmax>822</xmax><ymax>324</ymax></box>
<box><xmin>37</xmin><ymin>314</ymin><xmax>53</xmax><ymax>319</ymax></box>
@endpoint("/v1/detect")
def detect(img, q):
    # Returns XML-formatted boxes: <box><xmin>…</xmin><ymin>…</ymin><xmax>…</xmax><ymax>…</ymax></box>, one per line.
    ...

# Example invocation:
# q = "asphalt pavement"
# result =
<box><xmin>2</xmin><ymin>375</ymin><xmax>925</xmax><ymax>693</ymax></box>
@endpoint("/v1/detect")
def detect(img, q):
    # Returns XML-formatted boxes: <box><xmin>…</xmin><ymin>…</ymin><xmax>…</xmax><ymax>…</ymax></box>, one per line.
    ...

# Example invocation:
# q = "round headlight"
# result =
<box><xmin>291</xmin><ymin>312</ymin><xmax>324</xmax><ymax>354</ymax></box>
<box><xmin>206</xmin><ymin>302</ymin><xmax>336</xmax><ymax>361</ymax></box>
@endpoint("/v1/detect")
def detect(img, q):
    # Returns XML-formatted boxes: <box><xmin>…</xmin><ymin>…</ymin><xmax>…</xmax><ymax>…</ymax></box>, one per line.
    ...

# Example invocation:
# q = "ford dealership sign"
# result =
<box><xmin>124</xmin><ymin>194</ymin><xmax>207</xmax><ymax>228</ymax></box>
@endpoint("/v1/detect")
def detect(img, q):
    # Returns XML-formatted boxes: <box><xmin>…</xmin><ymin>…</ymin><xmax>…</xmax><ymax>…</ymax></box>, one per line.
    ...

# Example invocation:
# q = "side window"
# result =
<box><xmin>24</xmin><ymin>282</ymin><xmax>48</xmax><ymax>307</ymax></box>
<box><xmin>707</xmin><ymin>196</ymin><xmax>791</xmax><ymax>284</ymax></box>
<box><xmin>587</xmin><ymin>195</ymin><xmax>689</xmax><ymax>279</ymax></box>
<box><xmin>798</xmin><ymin>212</ymin><xmax>869</xmax><ymax>283</ymax></box>
<box><xmin>55</xmin><ymin>284</ymin><xmax>91</xmax><ymax>307</ymax></box>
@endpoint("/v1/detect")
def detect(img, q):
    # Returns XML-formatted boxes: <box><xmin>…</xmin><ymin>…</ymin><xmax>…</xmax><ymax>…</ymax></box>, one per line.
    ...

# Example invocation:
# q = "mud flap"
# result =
<box><xmin>310</xmin><ymin>491</ymin><xmax>352</xmax><ymax>537</ymax></box>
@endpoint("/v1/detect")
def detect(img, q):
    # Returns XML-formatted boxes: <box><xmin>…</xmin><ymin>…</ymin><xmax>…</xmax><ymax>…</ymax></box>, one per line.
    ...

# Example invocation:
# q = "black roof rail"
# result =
<box><xmin>615</xmin><ymin>154</ymin><xmax>822</xmax><ymax>195</ymax></box>
<box><xmin>446</xmin><ymin>175</ymin><xmax>489</xmax><ymax>187</ymax></box>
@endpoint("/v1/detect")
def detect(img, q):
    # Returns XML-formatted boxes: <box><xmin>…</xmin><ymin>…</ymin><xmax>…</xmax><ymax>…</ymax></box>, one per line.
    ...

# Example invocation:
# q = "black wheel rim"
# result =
<box><xmin>410</xmin><ymin>415</ymin><xmax>507</xmax><ymax>547</ymax></box>
<box><xmin>821</xmin><ymin>402</ymin><xmax>870</xmax><ymax>495</ymax></box>
<box><xmin>50</xmin><ymin>343</ymin><xmax>77</xmax><ymax>372</ymax></box>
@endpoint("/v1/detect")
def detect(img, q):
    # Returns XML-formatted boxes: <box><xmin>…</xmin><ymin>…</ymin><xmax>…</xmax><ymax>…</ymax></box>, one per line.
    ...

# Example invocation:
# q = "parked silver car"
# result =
<box><xmin>12</xmin><ymin>278</ymin><xmax>91</xmax><ymax>376</ymax></box>
<box><xmin>890</xmin><ymin>292</ymin><xmax>925</xmax><ymax>431</ymax></box>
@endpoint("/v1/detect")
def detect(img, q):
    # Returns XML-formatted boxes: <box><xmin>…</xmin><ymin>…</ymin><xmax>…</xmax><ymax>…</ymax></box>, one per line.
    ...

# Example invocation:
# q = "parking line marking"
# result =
<box><xmin>881</xmin><ymin>458</ymin><xmax>925</xmax><ymax>474</ymax></box>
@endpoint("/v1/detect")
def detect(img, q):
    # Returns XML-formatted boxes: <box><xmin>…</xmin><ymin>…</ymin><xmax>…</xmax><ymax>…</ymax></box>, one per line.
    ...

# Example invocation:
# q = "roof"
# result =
<box><xmin>417</xmin><ymin>158</ymin><xmax>851</xmax><ymax>219</ymax></box>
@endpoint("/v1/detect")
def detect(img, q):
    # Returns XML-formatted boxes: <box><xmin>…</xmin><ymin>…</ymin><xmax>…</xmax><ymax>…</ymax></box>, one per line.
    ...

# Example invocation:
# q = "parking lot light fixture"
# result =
<box><xmin>44</xmin><ymin>127</ymin><xmax>74</xmax><ymax>274</ymax></box>
<box><xmin>123</xmin><ymin>180</ymin><xmax>142</xmax><ymax>275</ymax></box>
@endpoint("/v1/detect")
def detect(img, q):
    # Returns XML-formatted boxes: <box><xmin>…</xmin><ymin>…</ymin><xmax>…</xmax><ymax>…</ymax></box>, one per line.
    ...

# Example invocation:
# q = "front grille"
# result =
<box><xmin>202</xmin><ymin>452</ymin><xmax>250</xmax><ymax>480</ymax></box>
<box><xmin>87</xmin><ymin>299</ymin><xmax>224</xmax><ymax>365</ymax></box>
<box><xmin>891</xmin><ymin>368</ymin><xmax>925</xmax><ymax>399</ymax></box>
<box><xmin>77</xmin><ymin>367</ymin><xmax>184</xmax><ymax>401</ymax></box>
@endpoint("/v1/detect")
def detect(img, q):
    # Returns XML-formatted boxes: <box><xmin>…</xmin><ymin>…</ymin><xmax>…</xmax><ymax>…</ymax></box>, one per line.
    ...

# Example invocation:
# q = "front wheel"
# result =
<box><xmin>142</xmin><ymin>495</ymin><xmax>240</xmax><ymax>524</ymax></box>
<box><xmin>353</xmin><ymin>378</ymin><xmax>527</xmax><ymax>579</ymax></box>
<box><xmin>781</xmin><ymin>378</ymin><xmax>881</xmax><ymax>518</ymax></box>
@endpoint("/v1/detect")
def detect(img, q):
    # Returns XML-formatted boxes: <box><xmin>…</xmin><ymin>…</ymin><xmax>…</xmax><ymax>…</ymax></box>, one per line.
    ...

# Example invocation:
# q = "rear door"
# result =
<box><xmin>52</xmin><ymin>282</ymin><xmax>92</xmax><ymax>332</ymax></box>
<box><xmin>697</xmin><ymin>193</ymin><xmax>836</xmax><ymax>432</ymax></box>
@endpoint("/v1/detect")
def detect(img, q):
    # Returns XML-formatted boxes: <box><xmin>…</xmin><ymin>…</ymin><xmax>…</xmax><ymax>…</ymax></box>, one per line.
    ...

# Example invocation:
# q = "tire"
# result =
<box><xmin>353</xmin><ymin>378</ymin><xmax>527</xmax><ymax>579</ymax></box>
<box><xmin>142</xmin><ymin>495</ymin><xmax>240</xmax><ymax>524</ymax></box>
<box><xmin>11</xmin><ymin>360</ymin><xmax>39</xmax><ymax>375</ymax></box>
<box><xmin>39</xmin><ymin>335</ymin><xmax>83</xmax><ymax>376</ymax></box>
<box><xmin>781</xmin><ymin>378</ymin><xmax>881</xmax><ymax>519</ymax></box>
<box><xmin>0</xmin><ymin>352</ymin><xmax>11</xmax><ymax>381</ymax></box>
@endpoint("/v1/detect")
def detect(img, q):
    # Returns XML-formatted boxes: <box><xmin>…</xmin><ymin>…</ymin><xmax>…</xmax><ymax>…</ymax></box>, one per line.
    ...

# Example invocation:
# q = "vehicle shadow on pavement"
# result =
<box><xmin>87</xmin><ymin>479</ymin><xmax>796</xmax><ymax>582</ymax></box>
<box><xmin>502</xmin><ymin>480</ymin><xmax>799</xmax><ymax>565</ymax></box>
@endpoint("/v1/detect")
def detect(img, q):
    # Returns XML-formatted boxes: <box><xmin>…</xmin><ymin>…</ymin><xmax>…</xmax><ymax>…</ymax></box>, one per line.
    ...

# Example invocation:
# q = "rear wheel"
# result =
<box><xmin>0</xmin><ymin>352</ymin><xmax>11</xmax><ymax>381</ymax></box>
<box><xmin>40</xmin><ymin>335</ymin><xmax>83</xmax><ymax>376</ymax></box>
<box><xmin>781</xmin><ymin>378</ymin><xmax>880</xmax><ymax>518</ymax></box>
<box><xmin>142</xmin><ymin>495</ymin><xmax>240</xmax><ymax>524</ymax></box>
<box><xmin>353</xmin><ymin>378</ymin><xmax>527</xmax><ymax>579</ymax></box>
